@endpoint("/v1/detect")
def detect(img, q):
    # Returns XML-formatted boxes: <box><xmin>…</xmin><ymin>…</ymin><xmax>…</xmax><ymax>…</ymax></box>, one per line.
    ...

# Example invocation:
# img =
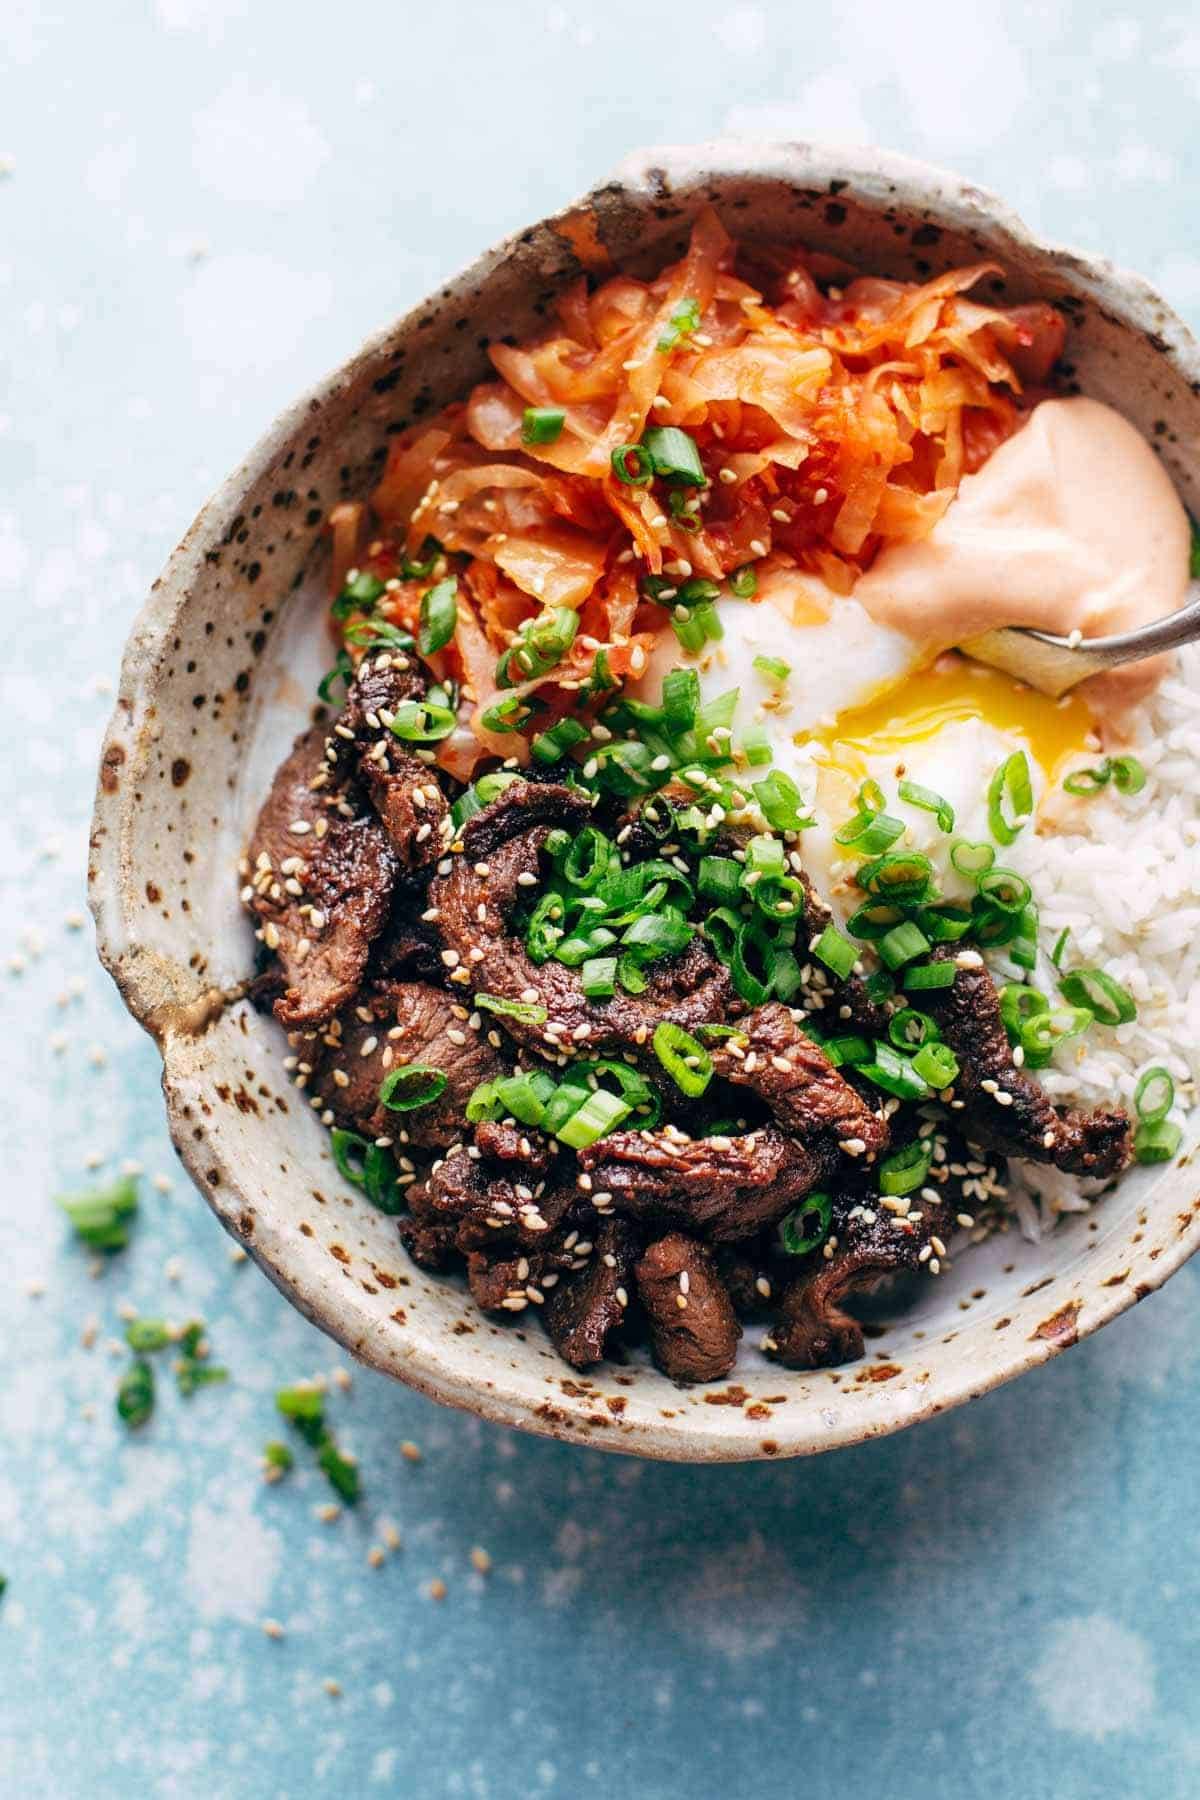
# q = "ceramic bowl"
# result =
<box><xmin>90</xmin><ymin>141</ymin><xmax>1200</xmax><ymax>1461</ymax></box>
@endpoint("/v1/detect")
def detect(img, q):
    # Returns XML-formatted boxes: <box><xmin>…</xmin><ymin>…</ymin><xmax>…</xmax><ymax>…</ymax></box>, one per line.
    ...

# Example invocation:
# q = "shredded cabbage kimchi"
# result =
<box><xmin>325</xmin><ymin>208</ymin><xmax>1064</xmax><ymax>775</ymax></box>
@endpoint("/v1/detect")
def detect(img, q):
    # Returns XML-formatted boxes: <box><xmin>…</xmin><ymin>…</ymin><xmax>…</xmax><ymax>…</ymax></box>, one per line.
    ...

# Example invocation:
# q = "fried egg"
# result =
<box><xmin>631</xmin><ymin>567</ymin><xmax>1097</xmax><ymax>911</ymax></box>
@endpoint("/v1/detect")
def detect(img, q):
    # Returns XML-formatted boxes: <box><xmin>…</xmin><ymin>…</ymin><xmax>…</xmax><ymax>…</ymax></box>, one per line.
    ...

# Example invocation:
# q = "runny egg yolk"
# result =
<box><xmin>801</xmin><ymin>653</ymin><xmax>1096</xmax><ymax>781</ymax></box>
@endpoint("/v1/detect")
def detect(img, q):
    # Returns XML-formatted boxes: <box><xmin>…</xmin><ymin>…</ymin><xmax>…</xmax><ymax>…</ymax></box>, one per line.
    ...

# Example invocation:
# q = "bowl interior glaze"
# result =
<box><xmin>90</xmin><ymin>142</ymin><xmax>1200</xmax><ymax>1461</ymax></box>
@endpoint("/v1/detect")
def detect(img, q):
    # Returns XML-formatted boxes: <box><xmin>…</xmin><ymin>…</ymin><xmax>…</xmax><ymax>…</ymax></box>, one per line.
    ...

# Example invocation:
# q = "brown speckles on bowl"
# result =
<box><xmin>89</xmin><ymin>140</ymin><xmax>1200</xmax><ymax>1462</ymax></box>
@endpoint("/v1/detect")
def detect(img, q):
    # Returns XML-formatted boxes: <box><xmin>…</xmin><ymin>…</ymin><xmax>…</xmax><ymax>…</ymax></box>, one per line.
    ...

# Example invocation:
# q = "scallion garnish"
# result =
<box><xmin>888</xmin><ymin>1008</ymin><xmax>939</xmax><ymax>1051</ymax></box>
<box><xmin>496</xmin><ymin>608</ymin><xmax>579</xmax><ymax>687</ymax></box>
<box><xmin>1050</xmin><ymin>926</ymin><xmax>1071</xmax><ymax>968</ymax></box>
<box><xmin>641</xmin><ymin>425</ymin><xmax>706</xmax><ymax>486</ymax></box>
<box><xmin>556</xmin><ymin>1089</ymin><xmax>631</xmax><ymax>1149</ymax></box>
<box><xmin>878</xmin><ymin>919</ymin><xmax>930</xmax><ymax>970</ymax></box>
<box><xmin>879</xmin><ymin>1139</ymin><xmax>933</xmax><ymax>1196</ymax></box>
<box><xmin>975</xmin><ymin>868</ymin><xmax>1032</xmax><ymax>914</ymax></box>
<box><xmin>1134</xmin><ymin>1118</ymin><xmax>1183</xmax><ymax>1163</ymax></box>
<box><xmin>911</xmin><ymin>1041</ymin><xmax>959</xmax><ymax>1088</ymax></box>
<box><xmin>1018</xmin><ymin>1005</ymin><xmax>1093</xmax><ymax>1070</ymax></box>
<box><xmin>417</xmin><ymin>576</ymin><xmax>458</xmax><ymax>657</ymax></box>
<box><xmin>522</xmin><ymin>406</ymin><xmax>565</xmax><ymax>446</ymax></box>
<box><xmin>116</xmin><ymin>1359</ymin><xmax>155</xmax><ymax>1430</ymax></box>
<box><xmin>580</xmin><ymin>956</ymin><xmax>618</xmax><ymax>999</ymax></box>
<box><xmin>331</xmin><ymin>569</ymin><xmax>385</xmax><ymax>620</ymax></box>
<box><xmin>657</xmin><ymin>298</ymin><xmax>702</xmax><ymax>353</ymax></box>
<box><xmin>399</xmin><ymin>537</ymin><xmax>442</xmax><ymax>580</ymax></box>
<box><xmin>988</xmin><ymin>750</ymin><xmax>1033</xmax><ymax>846</ymax></box>
<box><xmin>857</xmin><ymin>1042</ymin><xmax>930</xmax><ymax>1101</ymax></box>
<box><xmin>57</xmin><ymin>1175</ymin><xmax>139</xmax><ymax>1253</ymax></box>
<box><xmin>474</xmin><ymin>993</ymin><xmax>549</xmax><ymax>1025</ymax></box>
<box><xmin>493</xmin><ymin>1070</ymin><xmax>556</xmax><ymax>1129</ymax></box>
<box><xmin>124</xmin><ymin>1318</ymin><xmax>173</xmax><ymax>1353</ymax></box>
<box><xmin>835</xmin><ymin>810</ymin><xmax>905</xmax><ymax>855</ymax></box>
<box><xmin>611</xmin><ymin>443</ymin><xmax>654</xmax><ymax>486</ymax></box>
<box><xmin>753</xmin><ymin>768</ymin><xmax>812</xmax><ymax>833</ymax></box>
<box><xmin>1062</xmin><ymin>754</ymin><xmax>1147</xmax><ymax>798</ymax></box>
<box><xmin>950</xmin><ymin>839</ymin><xmax>995</xmax><ymax>878</ymax></box>
<box><xmin>728</xmin><ymin>563</ymin><xmax>758</xmax><ymax>599</ymax></box>
<box><xmin>856</xmin><ymin>850</ymin><xmax>934</xmax><ymax>906</ymax></box>
<box><xmin>652</xmin><ymin>1022</ymin><xmax>713</xmax><ymax>1098</ymax></box>
<box><xmin>813</xmin><ymin>924</ymin><xmax>857</xmax><ymax>980</ymax></box>
<box><xmin>531</xmin><ymin>716</ymin><xmax>588</xmax><ymax>765</ymax></box>
<box><xmin>1134</xmin><ymin>1065</ymin><xmax>1174</xmax><ymax>1125</ymax></box>
<box><xmin>277</xmin><ymin>1384</ymin><xmax>360</xmax><ymax>1502</ymax></box>
<box><xmin>317</xmin><ymin>649</ymin><xmax>355</xmax><ymax>703</ymax></box>
<box><xmin>898</xmin><ymin>779</ymin><xmax>955</xmax><ymax>833</ymax></box>
<box><xmin>753</xmin><ymin>655</ymin><xmax>791</xmax><ymax>683</ymax></box>
<box><xmin>902</xmin><ymin>960</ymin><xmax>958</xmax><ymax>991</ymax></box>
<box><xmin>1059</xmin><ymin>968</ymin><xmax>1137</xmax><ymax>1027</ymax></box>
<box><xmin>779</xmin><ymin>1192</ymin><xmax>833</xmax><ymax>1255</ymax></box>
<box><xmin>388</xmin><ymin>693</ymin><xmax>458</xmax><ymax>742</ymax></box>
<box><xmin>378</xmin><ymin>1065</ymin><xmax>449</xmax><ymax>1112</ymax></box>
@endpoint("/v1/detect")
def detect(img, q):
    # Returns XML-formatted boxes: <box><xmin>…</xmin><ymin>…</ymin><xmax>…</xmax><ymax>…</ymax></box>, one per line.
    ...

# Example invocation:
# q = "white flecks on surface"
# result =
<box><xmin>1031</xmin><ymin>1615</ymin><xmax>1157</xmax><ymax>1740</ymax></box>
<box><xmin>184</xmin><ymin>1493</ymin><xmax>283</xmax><ymax>1624</ymax></box>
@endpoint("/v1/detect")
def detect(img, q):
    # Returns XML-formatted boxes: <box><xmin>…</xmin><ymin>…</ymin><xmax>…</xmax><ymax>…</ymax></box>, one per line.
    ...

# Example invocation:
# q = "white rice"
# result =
<box><xmin>992</xmin><ymin>643</ymin><xmax>1200</xmax><ymax>1236</ymax></box>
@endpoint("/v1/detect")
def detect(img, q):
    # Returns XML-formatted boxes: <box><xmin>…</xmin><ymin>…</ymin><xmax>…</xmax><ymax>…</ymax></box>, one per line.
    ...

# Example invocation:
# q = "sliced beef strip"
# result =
<box><xmin>397</xmin><ymin>1213</ymin><xmax>458</xmax><ymax>1271</ymax></box>
<box><xmin>406</xmin><ymin>1139</ymin><xmax>577</xmax><ymax>1253</ymax></box>
<box><xmin>577</xmin><ymin>1123</ymin><xmax>820</xmax><ymax>1241</ymax></box>
<box><xmin>542</xmin><ymin>1217</ymin><xmax>640</xmax><ymax>1369</ymax></box>
<box><xmin>768</xmin><ymin>1187</ymin><xmax>952</xmax><ymax>1369</ymax></box>
<box><xmin>245</xmin><ymin>725</ymin><xmax>398</xmax><ymax>1029</ymax></box>
<box><xmin>429</xmin><ymin>781</ymin><xmax>737</xmax><ymax>1057</ymax></box>
<box><xmin>714</xmin><ymin>1242</ymin><xmax>777</xmax><ymax>1316</ymax></box>
<box><xmin>708</xmin><ymin>1003</ymin><xmax>890</xmax><ymax>1161</ymax></box>
<box><xmin>466</xmin><ymin>1235</ymin><xmax>580</xmax><ymax>1313</ymax></box>
<box><xmin>308</xmin><ymin>979</ymin><xmax>502</xmax><ymax>1151</ymax></box>
<box><xmin>923</xmin><ymin>949</ymin><xmax>1133</xmax><ymax>1178</ymax></box>
<box><xmin>332</xmin><ymin>653</ymin><xmax>452</xmax><ymax>869</ymax></box>
<box><xmin>635</xmin><ymin>1233</ymin><xmax>742</xmax><ymax>1383</ymax></box>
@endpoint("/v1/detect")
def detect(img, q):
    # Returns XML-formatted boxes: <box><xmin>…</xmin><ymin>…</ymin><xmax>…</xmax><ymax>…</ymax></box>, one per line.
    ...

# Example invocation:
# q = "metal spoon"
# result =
<box><xmin>960</xmin><ymin>584</ymin><xmax>1200</xmax><ymax>697</ymax></box>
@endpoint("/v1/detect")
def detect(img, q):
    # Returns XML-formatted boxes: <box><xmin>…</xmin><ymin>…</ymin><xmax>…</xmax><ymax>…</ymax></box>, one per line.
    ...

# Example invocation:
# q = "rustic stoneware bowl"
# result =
<box><xmin>91</xmin><ymin>142</ymin><xmax>1200</xmax><ymax>1461</ymax></box>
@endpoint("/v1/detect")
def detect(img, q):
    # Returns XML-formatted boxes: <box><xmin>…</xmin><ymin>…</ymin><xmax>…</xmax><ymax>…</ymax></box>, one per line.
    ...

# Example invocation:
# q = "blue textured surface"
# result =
<box><xmin>3</xmin><ymin>3</ymin><xmax>1199</xmax><ymax>1794</ymax></box>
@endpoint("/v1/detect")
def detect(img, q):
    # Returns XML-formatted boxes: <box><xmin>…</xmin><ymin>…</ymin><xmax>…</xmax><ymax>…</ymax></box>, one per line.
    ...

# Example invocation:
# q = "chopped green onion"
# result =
<box><xmin>1063</xmin><ymin>763</ymin><xmax>1111</xmax><ymax>796</ymax></box>
<box><xmin>745</xmin><ymin>834</ymin><xmax>786</xmax><ymax>880</ymax></box>
<box><xmin>1135</xmin><ymin>1118</ymin><xmax>1183</xmax><ymax>1164</ymax></box>
<box><xmin>879</xmin><ymin>1139</ymin><xmax>933</xmax><ymax>1196</ymax></box>
<box><xmin>317</xmin><ymin>649</ymin><xmax>355</xmax><ymax>704</ymax></box>
<box><xmin>398</xmin><ymin>537</ymin><xmax>442</xmax><ymax>580</ymax></box>
<box><xmin>1134</xmin><ymin>1066</ymin><xmax>1175</xmax><ymax>1125</ymax></box>
<box><xmin>176</xmin><ymin>1359</ymin><xmax>229</xmax><ymax>1399</ymax></box>
<box><xmin>417</xmin><ymin>576</ymin><xmax>458</xmax><ymax>657</ymax></box>
<box><xmin>611</xmin><ymin>443</ymin><xmax>654</xmax><ymax>486</ymax></box>
<box><xmin>652</xmin><ymin>1022</ymin><xmax>713</xmax><ymax>1097</ymax></box>
<box><xmin>331</xmin><ymin>1128</ymin><xmax>370</xmax><ymax>1188</ymax></box>
<box><xmin>1050</xmin><ymin>926</ymin><xmax>1071</xmax><ymax>968</ymax></box>
<box><xmin>752</xmin><ymin>768</ymin><xmax>812</xmax><ymax>833</ymax></box>
<box><xmin>857</xmin><ymin>1042</ymin><xmax>930</xmax><ymax>1101</ymax></box>
<box><xmin>813</xmin><ymin>924</ymin><xmax>857</xmax><ymax>980</ymax></box>
<box><xmin>574</xmin><ymin>1060</ymin><xmax>659</xmax><ymax>1123</ymax></box>
<box><xmin>1110</xmin><ymin>754</ymin><xmax>1147</xmax><ymax>795</ymax></box>
<box><xmin>999</xmin><ymin>983</ymin><xmax>1048</xmax><ymax>1041</ymax></box>
<box><xmin>581</xmin><ymin>956</ymin><xmax>618</xmax><ymax>999</ymax></box>
<box><xmin>753</xmin><ymin>655</ymin><xmax>791</xmax><ymax>683</ymax></box>
<box><xmin>824</xmin><ymin>1034</ymin><xmax>873</xmax><ymax>1067</ymax></box>
<box><xmin>902</xmin><ymin>960</ymin><xmax>958</xmax><ymax>991</ymax></box>
<box><xmin>753</xmin><ymin>875</ymin><xmax>805</xmax><ymax>921</ymax></box>
<box><xmin>731</xmin><ymin>920</ymin><xmax>773</xmax><ymax>1005</ymax></box>
<box><xmin>673</xmin><ymin>612</ymin><xmax>706</xmax><ymax>653</ymax></box>
<box><xmin>475</xmin><ymin>992</ymin><xmax>549</xmax><ymax>1025</ymax></box>
<box><xmin>911</xmin><ymin>1041</ymin><xmax>960</xmax><ymax>1089</ymax></box>
<box><xmin>988</xmin><ymin>750</ymin><xmax>1033</xmax><ymax>846</ymax></box>
<box><xmin>878</xmin><ymin>920</ymin><xmax>930</xmax><ymax>970</ymax></box>
<box><xmin>856</xmin><ymin>850</ymin><xmax>934</xmax><ymax>905</ymax></box>
<box><xmin>621</xmin><ymin>910</ymin><xmax>694</xmax><ymax>963</ymax></box>
<box><xmin>779</xmin><ymin>1192</ymin><xmax>833</xmax><ymax>1256</ymax></box>
<box><xmin>728</xmin><ymin>563</ymin><xmax>758</xmax><ymax>598</ymax></box>
<box><xmin>740</xmin><ymin>723</ymin><xmax>773</xmax><ymax>766</ymax></box>
<box><xmin>331</xmin><ymin>569</ymin><xmax>385</xmax><ymax>620</ymax></box>
<box><xmin>541</xmin><ymin>1082</ymin><xmax>589</xmax><ymax>1136</ymax></box>
<box><xmin>950</xmin><ymin>839</ymin><xmax>995</xmax><ymax>878</ymax></box>
<box><xmin>555</xmin><ymin>1089</ymin><xmax>631</xmax><ymax>1148</ymax></box>
<box><xmin>276</xmin><ymin>1383</ymin><xmax>325</xmax><ymax>1423</ymax></box>
<box><xmin>316</xmin><ymin>1437</ymin><xmax>360</xmax><ymax>1505</ymax></box>
<box><xmin>521</xmin><ymin>405</ymin><xmax>565</xmax><ymax>446</ymax></box>
<box><xmin>124</xmin><ymin>1317</ymin><xmax>173</xmax><ymax>1353</ymax></box>
<box><xmin>1008</xmin><ymin>902</ymin><xmax>1040</xmax><ymax>972</ymax></box>
<box><xmin>480</xmin><ymin>695</ymin><xmax>534</xmax><ymax>734</ymax></box>
<box><xmin>531</xmin><ymin>716</ymin><xmax>588</xmax><ymax>765</ymax></box>
<box><xmin>1019</xmin><ymin>1005</ymin><xmax>1094</xmax><ymax>1070</ymax></box>
<box><xmin>116</xmin><ymin>1360</ymin><xmax>155</xmax><ymax>1430</ymax></box>
<box><xmin>378</xmin><ymin>1065</ymin><xmax>448</xmax><ymax>1112</ymax></box>
<box><xmin>864</xmin><ymin>968</ymin><xmax>897</xmax><ymax>1004</ymax></box>
<box><xmin>56</xmin><ymin>1175</ymin><xmax>139</xmax><ymax>1253</ymax></box>
<box><xmin>363</xmin><ymin>1144</ymin><xmax>402</xmax><ymax>1215</ymax></box>
<box><xmin>657</xmin><ymin>298</ymin><xmax>701</xmax><ymax>353</ymax></box>
<box><xmin>562</xmin><ymin>826</ymin><xmax>614</xmax><ymax>891</ymax></box>
<box><xmin>976</xmin><ymin>867</ymin><xmax>1032</xmax><ymax>914</ymax></box>
<box><xmin>835</xmin><ymin>810</ymin><xmax>905</xmax><ymax>855</ymax></box>
<box><xmin>617</xmin><ymin>955</ymin><xmax>648</xmax><ymax>994</ymax></box>
<box><xmin>662</xmin><ymin>667</ymin><xmax>700</xmax><ymax>732</ymax></box>
<box><xmin>888</xmin><ymin>1008</ymin><xmax>939</xmax><ymax>1051</ymax></box>
<box><xmin>898</xmin><ymin>779</ymin><xmax>955</xmax><ymax>832</ymax></box>
<box><xmin>491</xmin><ymin>1071</ymin><xmax>554</xmax><ymax>1128</ymax></box>
<box><xmin>845</xmin><ymin>900</ymin><xmax>903</xmax><ymax>942</ymax></box>
<box><xmin>1059</xmin><ymin>968</ymin><xmax>1137</xmax><ymax>1027</ymax></box>
<box><xmin>344</xmin><ymin>619</ymin><xmax>416</xmax><ymax>654</ymax></box>
<box><xmin>465</xmin><ymin>1078</ymin><xmax>503</xmax><ymax>1123</ymax></box>
<box><xmin>698</xmin><ymin>855</ymin><xmax>742</xmax><ymax>904</ymax></box>
<box><xmin>916</xmin><ymin>903</ymin><xmax>973</xmax><ymax>943</ymax></box>
<box><xmin>641</xmin><ymin>425</ymin><xmax>706</xmax><ymax>486</ymax></box>
<box><xmin>497</xmin><ymin>608</ymin><xmax>579</xmax><ymax>686</ymax></box>
<box><xmin>388</xmin><ymin>695</ymin><xmax>457</xmax><ymax>742</ymax></box>
<box><xmin>263</xmin><ymin>1440</ymin><xmax>294</xmax><ymax>1475</ymax></box>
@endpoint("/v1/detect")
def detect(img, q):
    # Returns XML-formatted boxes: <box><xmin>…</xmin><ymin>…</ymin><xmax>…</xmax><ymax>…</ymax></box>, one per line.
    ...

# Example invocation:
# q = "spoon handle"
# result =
<box><xmin>1022</xmin><ymin>580</ymin><xmax>1200</xmax><ymax>666</ymax></box>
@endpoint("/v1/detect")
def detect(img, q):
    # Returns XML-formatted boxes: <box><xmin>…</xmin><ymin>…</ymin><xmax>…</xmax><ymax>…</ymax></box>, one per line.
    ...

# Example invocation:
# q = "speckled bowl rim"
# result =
<box><xmin>90</xmin><ymin>140</ymin><xmax>1200</xmax><ymax>1460</ymax></box>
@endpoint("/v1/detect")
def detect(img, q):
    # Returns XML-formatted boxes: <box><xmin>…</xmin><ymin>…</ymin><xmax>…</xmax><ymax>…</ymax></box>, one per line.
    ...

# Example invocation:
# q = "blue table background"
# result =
<box><xmin>4</xmin><ymin>3</ymin><xmax>1200</xmax><ymax>1794</ymax></box>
